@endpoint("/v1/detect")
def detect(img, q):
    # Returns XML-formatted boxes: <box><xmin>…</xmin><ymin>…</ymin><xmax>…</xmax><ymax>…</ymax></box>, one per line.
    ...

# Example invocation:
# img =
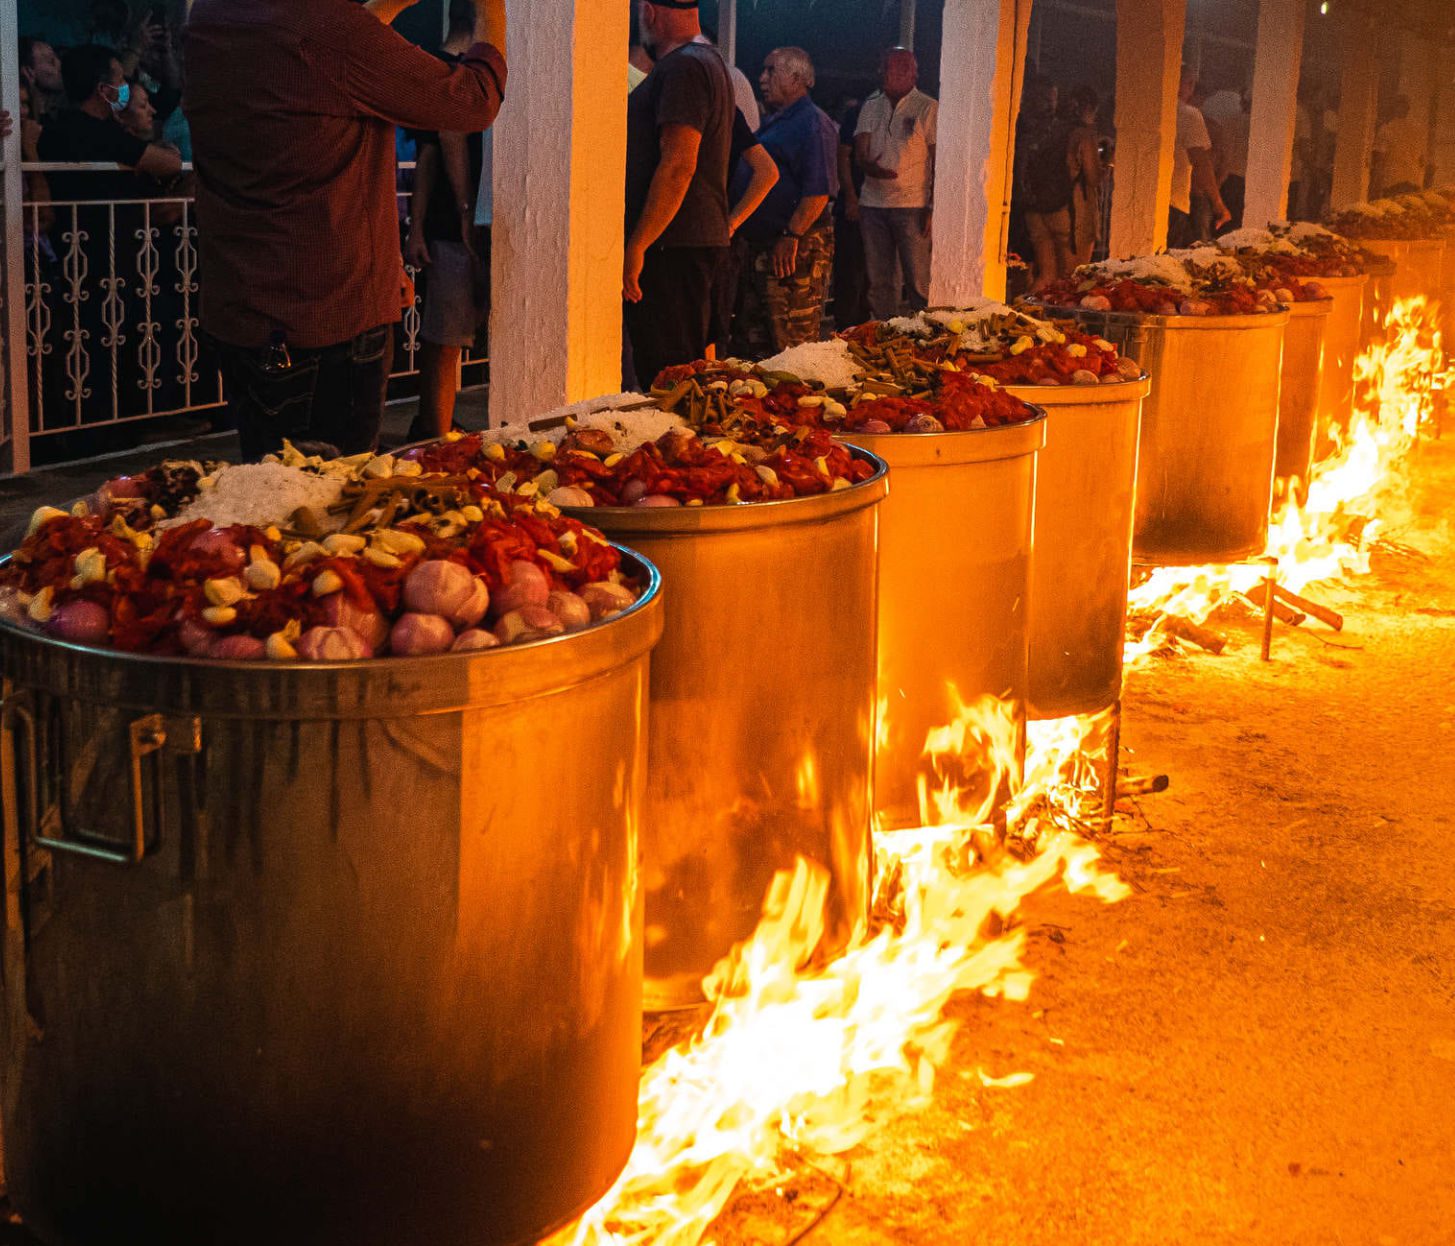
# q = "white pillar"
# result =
<box><xmin>900</xmin><ymin>0</ymin><xmax>917</xmax><ymax>51</ymax></box>
<box><xmin>1330</xmin><ymin>7</ymin><xmax>1378</xmax><ymax>209</ymax></box>
<box><xmin>1397</xmin><ymin>31</ymin><xmax>1436</xmax><ymax>189</ymax></box>
<box><xmin>1244</xmin><ymin>0</ymin><xmax>1305</xmax><ymax>227</ymax></box>
<box><xmin>719</xmin><ymin>0</ymin><xmax>738</xmax><ymax>70</ymax></box>
<box><xmin>1108</xmin><ymin>0</ymin><xmax>1186</xmax><ymax>257</ymax></box>
<box><xmin>489</xmin><ymin>0</ymin><xmax>628</xmax><ymax>421</ymax></box>
<box><xmin>929</xmin><ymin>0</ymin><xmax>1033</xmax><ymax>304</ymax></box>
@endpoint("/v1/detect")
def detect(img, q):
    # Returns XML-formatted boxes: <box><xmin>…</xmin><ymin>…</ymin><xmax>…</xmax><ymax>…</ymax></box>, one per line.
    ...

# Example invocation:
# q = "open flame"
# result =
<box><xmin>553</xmin><ymin>696</ymin><xmax>1127</xmax><ymax>1246</ymax></box>
<box><xmin>1126</xmin><ymin>294</ymin><xmax>1445</xmax><ymax>657</ymax></box>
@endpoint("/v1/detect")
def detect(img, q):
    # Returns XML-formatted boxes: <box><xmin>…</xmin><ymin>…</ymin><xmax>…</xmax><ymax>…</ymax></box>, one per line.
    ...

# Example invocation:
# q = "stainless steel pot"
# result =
<box><xmin>839</xmin><ymin>421</ymin><xmax>1044</xmax><ymax>829</ymax></box>
<box><xmin>1062</xmin><ymin>307</ymin><xmax>1289</xmax><ymax>565</ymax></box>
<box><xmin>0</xmin><ymin>553</ymin><xmax>664</xmax><ymax>1246</ymax></box>
<box><xmin>1003</xmin><ymin>380</ymin><xmax>1148</xmax><ymax>721</ymax></box>
<box><xmin>1359</xmin><ymin>256</ymin><xmax>1396</xmax><ymax>353</ymax></box>
<box><xmin>1358</xmin><ymin>238</ymin><xmax>1446</xmax><ymax>307</ymax></box>
<box><xmin>567</xmin><ymin>460</ymin><xmax>887</xmax><ymax>1010</ymax></box>
<box><xmin>1275</xmin><ymin>298</ymin><xmax>1333</xmax><ymax>490</ymax></box>
<box><xmin>1314</xmin><ymin>274</ymin><xmax>1368</xmax><ymax>459</ymax></box>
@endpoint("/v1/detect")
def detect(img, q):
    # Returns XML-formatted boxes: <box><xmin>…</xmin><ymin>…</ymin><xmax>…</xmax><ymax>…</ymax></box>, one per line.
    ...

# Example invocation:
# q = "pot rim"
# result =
<box><xmin>1002</xmin><ymin>376</ymin><xmax>1151</xmax><ymax>406</ymax></box>
<box><xmin>836</xmin><ymin>404</ymin><xmax>1047</xmax><ymax>465</ymax></box>
<box><xmin>0</xmin><ymin>549</ymin><xmax>666</xmax><ymax>718</ymax></box>
<box><xmin>564</xmin><ymin>446</ymin><xmax>889</xmax><ymax>535</ymax></box>
<box><xmin>1028</xmin><ymin>302</ymin><xmax>1292</xmax><ymax>331</ymax></box>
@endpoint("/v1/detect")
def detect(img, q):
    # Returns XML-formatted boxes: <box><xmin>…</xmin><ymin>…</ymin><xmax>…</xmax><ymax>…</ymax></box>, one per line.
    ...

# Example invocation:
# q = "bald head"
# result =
<box><xmin>882</xmin><ymin>47</ymin><xmax>918</xmax><ymax>102</ymax></box>
<box><xmin>639</xmin><ymin>1</ymin><xmax>701</xmax><ymax>57</ymax></box>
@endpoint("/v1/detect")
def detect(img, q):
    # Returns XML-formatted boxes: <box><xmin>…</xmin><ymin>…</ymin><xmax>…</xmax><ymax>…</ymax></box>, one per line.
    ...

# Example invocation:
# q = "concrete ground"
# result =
<box><xmin>712</xmin><ymin>438</ymin><xmax>1455</xmax><ymax>1245</ymax></box>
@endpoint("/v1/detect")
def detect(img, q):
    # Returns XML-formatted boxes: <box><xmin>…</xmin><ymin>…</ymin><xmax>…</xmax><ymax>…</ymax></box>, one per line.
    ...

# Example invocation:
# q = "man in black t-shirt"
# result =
<box><xmin>37</xmin><ymin>44</ymin><xmax>182</xmax><ymax>202</ymax></box>
<box><xmin>623</xmin><ymin>0</ymin><xmax>733</xmax><ymax>389</ymax></box>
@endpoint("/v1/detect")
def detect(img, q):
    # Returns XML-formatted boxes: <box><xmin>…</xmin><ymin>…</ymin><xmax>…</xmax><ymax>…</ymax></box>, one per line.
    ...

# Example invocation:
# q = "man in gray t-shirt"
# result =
<box><xmin>623</xmin><ymin>0</ymin><xmax>733</xmax><ymax>389</ymax></box>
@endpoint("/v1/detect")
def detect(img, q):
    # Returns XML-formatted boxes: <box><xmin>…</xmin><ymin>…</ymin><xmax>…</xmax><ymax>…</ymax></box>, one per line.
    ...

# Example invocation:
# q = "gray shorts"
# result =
<box><xmin>420</xmin><ymin>239</ymin><xmax>485</xmax><ymax>348</ymax></box>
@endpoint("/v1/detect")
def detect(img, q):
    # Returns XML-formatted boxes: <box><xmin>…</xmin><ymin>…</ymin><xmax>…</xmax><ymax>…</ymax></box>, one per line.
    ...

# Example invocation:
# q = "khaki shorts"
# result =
<box><xmin>420</xmin><ymin>239</ymin><xmax>485</xmax><ymax>349</ymax></box>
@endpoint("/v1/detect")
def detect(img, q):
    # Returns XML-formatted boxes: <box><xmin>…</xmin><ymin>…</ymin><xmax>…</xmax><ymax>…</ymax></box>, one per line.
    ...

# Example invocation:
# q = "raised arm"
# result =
<box><xmin>728</xmin><ymin>142</ymin><xmax>779</xmax><ymax>237</ymax></box>
<box><xmin>335</xmin><ymin>0</ymin><xmax>507</xmax><ymax>134</ymax></box>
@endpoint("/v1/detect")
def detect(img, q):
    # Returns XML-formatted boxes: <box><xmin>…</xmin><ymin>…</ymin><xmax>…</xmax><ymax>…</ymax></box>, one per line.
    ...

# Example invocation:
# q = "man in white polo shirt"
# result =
<box><xmin>855</xmin><ymin>46</ymin><xmax>937</xmax><ymax>318</ymax></box>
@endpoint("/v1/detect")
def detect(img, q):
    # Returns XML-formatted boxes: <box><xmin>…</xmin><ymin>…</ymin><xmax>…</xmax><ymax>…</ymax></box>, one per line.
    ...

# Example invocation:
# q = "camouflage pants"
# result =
<box><xmin>736</xmin><ymin>225</ymin><xmax>835</xmax><ymax>357</ymax></box>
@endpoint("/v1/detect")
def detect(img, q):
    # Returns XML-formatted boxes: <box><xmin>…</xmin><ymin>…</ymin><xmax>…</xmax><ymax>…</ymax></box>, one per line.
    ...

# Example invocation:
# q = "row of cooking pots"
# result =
<box><xmin>0</xmin><ymin>250</ymin><xmax>1425</xmax><ymax>1245</ymax></box>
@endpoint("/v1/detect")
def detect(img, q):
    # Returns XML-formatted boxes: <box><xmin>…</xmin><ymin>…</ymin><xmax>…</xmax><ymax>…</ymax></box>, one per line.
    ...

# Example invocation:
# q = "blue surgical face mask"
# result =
<box><xmin>106</xmin><ymin>81</ymin><xmax>131</xmax><ymax>114</ymax></box>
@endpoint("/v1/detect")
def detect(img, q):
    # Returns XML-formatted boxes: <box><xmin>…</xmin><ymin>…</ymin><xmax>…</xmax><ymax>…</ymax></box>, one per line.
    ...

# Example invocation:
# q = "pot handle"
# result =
<box><xmin>4</xmin><ymin>699</ymin><xmax>199</xmax><ymax>867</ymax></box>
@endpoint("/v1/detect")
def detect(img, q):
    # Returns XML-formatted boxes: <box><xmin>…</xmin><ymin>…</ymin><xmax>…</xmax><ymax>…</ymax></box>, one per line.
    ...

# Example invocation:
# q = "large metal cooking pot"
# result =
<box><xmin>0</xmin><ymin>552</ymin><xmax>664</xmax><ymax>1246</ymax></box>
<box><xmin>1359</xmin><ymin>255</ymin><xmax>1397</xmax><ymax>354</ymax></box>
<box><xmin>839</xmin><ymin>420</ymin><xmax>1045</xmax><ymax>830</ymax></box>
<box><xmin>1358</xmin><ymin>237</ymin><xmax>1446</xmax><ymax>308</ymax></box>
<box><xmin>1061</xmin><ymin>307</ymin><xmax>1290</xmax><ymax>565</ymax></box>
<box><xmin>567</xmin><ymin>459</ymin><xmax>888</xmax><ymax>1010</ymax></box>
<box><xmin>1313</xmin><ymin>273</ymin><xmax>1368</xmax><ymax>458</ymax></box>
<box><xmin>1275</xmin><ymin>297</ymin><xmax>1333</xmax><ymax>490</ymax></box>
<box><xmin>1002</xmin><ymin>379</ymin><xmax>1148</xmax><ymax>721</ymax></box>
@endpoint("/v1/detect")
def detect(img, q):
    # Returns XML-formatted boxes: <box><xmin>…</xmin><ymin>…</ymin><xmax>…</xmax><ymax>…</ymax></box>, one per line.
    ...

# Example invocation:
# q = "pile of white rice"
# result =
<box><xmin>167</xmin><ymin>463</ymin><xmax>343</xmax><ymax>530</ymax></box>
<box><xmin>757</xmin><ymin>338</ymin><xmax>862</xmax><ymax>390</ymax></box>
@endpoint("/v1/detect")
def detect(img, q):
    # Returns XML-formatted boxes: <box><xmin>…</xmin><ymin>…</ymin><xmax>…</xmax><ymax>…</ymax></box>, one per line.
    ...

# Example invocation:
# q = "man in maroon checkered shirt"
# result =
<box><xmin>184</xmin><ymin>0</ymin><xmax>507</xmax><ymax>461</ymax></box>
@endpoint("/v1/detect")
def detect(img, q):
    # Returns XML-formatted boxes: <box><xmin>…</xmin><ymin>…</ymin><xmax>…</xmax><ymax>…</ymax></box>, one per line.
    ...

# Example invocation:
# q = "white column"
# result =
<box><xmin>900</xmin><ymin>0</ymin><xmax>918</xmax><ymax>50</ymax></box>
<box><xmin>1244</xmin><ymin>0</ymin><xmax>1305</xmax><ymax>227</ymax></box>
<box><xmin>1330</xmin><ymin>7</ymin><xmax>1378</xmax><ymax>209</ymax></box>
<box><xmin>719</xmin><ymin>0</ymin><xmax>738</xmax><ymax>71</ymax></box>
<box><xmin>489</xmin><ymin>0</ymin><xmax>628</xmax><ymax>422</ymax></box>
<box><xmin>929</xmin><ymin>0</ymin><xmax>1033</xmax><ymax>304</ymax></box>
<box><xmin>1108</xmin><ymin>0</ymin><xmax>1186</xmax><ymax>257</ymax></box>
<box><xmin>1397</xmin><ymin>31</ymin><xmax>1436</xmax><ymax>188</ymax></box>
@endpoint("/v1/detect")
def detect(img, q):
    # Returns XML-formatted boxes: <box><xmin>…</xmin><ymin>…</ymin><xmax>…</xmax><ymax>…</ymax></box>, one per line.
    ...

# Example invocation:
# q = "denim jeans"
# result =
<box><xmin>860</xmin><ymin>206</ymin><xmax>932</xmax><ymax>320</ymax></box>
<box><xmin>213</xmin><ymin>324</ymin><xmax>393</xmax><ymax>462</ymax></box>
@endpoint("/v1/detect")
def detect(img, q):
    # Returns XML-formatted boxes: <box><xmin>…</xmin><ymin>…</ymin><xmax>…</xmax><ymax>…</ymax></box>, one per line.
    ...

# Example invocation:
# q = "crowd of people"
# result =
<box><xmin>621</xmin><ymin>6</ymin><xmax>939</xmax><ymax>391</ymax></box>
<box><xmin>4</xmin><ymin>0</ymin><xmax>1439</xmax><ymax>466</ymax></box>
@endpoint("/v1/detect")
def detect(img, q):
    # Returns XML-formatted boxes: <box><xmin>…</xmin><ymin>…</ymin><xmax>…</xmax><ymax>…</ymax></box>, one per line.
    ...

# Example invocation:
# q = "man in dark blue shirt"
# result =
<box><xmin>730</xmin><ymin>47</ymin><xmax>833</xmax><ymax>356</ymax></box>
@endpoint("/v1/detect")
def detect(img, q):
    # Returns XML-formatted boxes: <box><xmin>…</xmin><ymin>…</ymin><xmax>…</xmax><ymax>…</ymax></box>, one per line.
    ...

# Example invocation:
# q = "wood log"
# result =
<box><xmin>1118</xmin><ymin>773</ymin><xmax>1170</xmax><ymax>797</ymax></box>
<box><xmin>1244</xmin><ymin>583</ymin><xmax>1306</xmax><ymax>627</ymax></box>
<box><xmin>1163</xmin><ymin>614</ymin><xmax>1228</xmax><ymax>654</ymax></box>
<box><xmin>1273</xmin><ymin>583</ymin><xmax>1345</xmax><ymax>631</ymax></box>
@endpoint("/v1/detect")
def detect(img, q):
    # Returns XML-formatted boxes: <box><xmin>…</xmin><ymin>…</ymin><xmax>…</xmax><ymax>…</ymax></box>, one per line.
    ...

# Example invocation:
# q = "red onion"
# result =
<box><xmin>177</xmin><ymin>617</ymin><xmax>216</xmax><ymax>658</ymax></box>
<box><xmin>579</xmin><ymin>581</ymin><xmax>636</xmax><ymax>621</ymax></box>
<box><xmin>101</xmin><ymin>474</ymin><xmax>146</xmax><ymax>500</ymax></box>
<box><xmin>188</xmin><ymin>528</ymin><xmax>246</xmax><ymax>572</ymax></box>
<box><xmin>389</xmin><ymin>613</ymin><xmax>455</xmax><ymax>657</ymax></box>
<box><xmin>905</xmin><ymin>413</ymin><xmax>945</xmax><ymax>434</ymax></box>
<box><xmin>46</xmin><ymin>600</ymin><xmax>110</xmax><ymax>646</ymax></box>
<box><xmin>492</xmin><ymin>560</ymin><xmax>549</xmax><ymax>616</ymax></box>
<box><xmin>296</xmin><ymin>626</ymin><xmax>372</xmax><ymax>662</ymax></box>
<box><xmin>494</xmin><ymin>606</ymin><xmax>565</xmax><ymax>645</ymax></box>
<box><xmin>547</xmin><ymin>590</ymin><xmax>592</xmax><ymax>633</ymax></box>
<box><xmin>1069</xmin><ymin>369</ymin><xmax>1100</xmax><ymax>385</ymax></box>
<box><xmin>634</xmin><ymin>494</ymin><xmax>682</xmax><ymax>508</ymax></box>
<box><xmin>854</xmin><ymin>418</ymin><xmax>893</xmax><ymax>434</ymax></box>
<box><xmin>211</xmin><ymin>634</ymin><xmax>267</xmax><ymax>661</ymax></box>
<box><xmin>403</xmin><ymin>560</ymin><xmax>489</xmax><ymax>628</ymax></box>
<box><xmin>318</xmin><ymin>593</ymin><xmax>389</xmax><ymax>653</ymax></box>
<box><xmin>451</xmin><ymin>629</ymin><xmax>500</xmax><ymax>653</ymax></box>
<box><xmin>619</xmin><ymin>479</ymin><xmax>649</xmax><ymax>505</ymax></box>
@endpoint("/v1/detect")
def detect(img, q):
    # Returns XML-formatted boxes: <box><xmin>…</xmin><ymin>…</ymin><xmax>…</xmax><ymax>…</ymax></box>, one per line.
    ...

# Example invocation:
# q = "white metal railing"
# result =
<box><xmin>13</xmin><ymin>161</ymin><xmax>483</xmax><ymax>465</ymax></box>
